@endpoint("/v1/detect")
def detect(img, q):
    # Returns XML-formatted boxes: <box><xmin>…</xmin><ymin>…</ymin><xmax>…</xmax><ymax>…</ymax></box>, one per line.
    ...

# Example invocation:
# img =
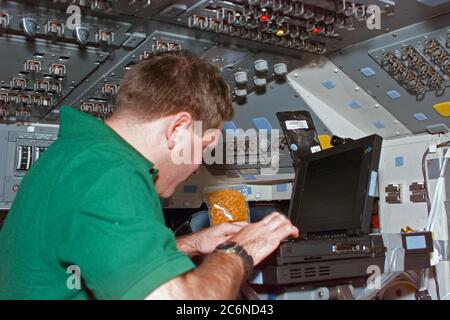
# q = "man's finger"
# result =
<box><xmin>289</xmin><ymin>226</ymin><xmax>300</xmax><ymax>238</ymax></box>
<box><xmin>265</xmin><ymin>214</ymin><xmax>290</xmax><ymax>231</ymax></box>
<box><xmin>216</xmin><ymin>222</ymin><xmax>246</xmax><ymax>235</ymax></box>
<box><xmin>260</xmin><ymin>212</ymin><xmax>284</xmax><ymax>225</ymax></box>
<box><xmin>275</xmin><ymin>224</ymin><xmax>300</xmax><ymax>240</ymax></box>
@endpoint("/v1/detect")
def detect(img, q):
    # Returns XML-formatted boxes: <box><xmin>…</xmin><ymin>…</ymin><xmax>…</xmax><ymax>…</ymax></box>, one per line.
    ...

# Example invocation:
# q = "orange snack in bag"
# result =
<box><xmin>205</xmin><ymin>188</ymin><xmax>250</xmax><ymax>226</ymax></box>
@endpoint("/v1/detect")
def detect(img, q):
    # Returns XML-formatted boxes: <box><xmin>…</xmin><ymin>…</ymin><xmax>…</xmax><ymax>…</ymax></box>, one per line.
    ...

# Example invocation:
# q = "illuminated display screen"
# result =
<box><xmin>405</xmin><ymin>235</ymin><xmax>427</xmax><ymax>250</ymax></box>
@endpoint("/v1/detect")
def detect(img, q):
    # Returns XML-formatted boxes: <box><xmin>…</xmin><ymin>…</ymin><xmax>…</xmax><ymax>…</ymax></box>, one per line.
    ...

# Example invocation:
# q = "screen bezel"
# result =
<box><xmin>288</xmin><ymin>134</ymin><xmax>382</xmax><ymax>236</ymax></box>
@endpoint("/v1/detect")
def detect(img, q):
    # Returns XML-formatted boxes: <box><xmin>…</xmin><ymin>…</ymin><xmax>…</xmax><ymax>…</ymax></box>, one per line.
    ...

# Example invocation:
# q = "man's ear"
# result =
<box><xmin>203</xmin><ymin>127</ymin><xmax>222</xmax><ymax>149</ymax></box>
<box><xmin>166</xmin><ymin>112</ymin><xmax>193</xmax><ymax>150</ymax></box>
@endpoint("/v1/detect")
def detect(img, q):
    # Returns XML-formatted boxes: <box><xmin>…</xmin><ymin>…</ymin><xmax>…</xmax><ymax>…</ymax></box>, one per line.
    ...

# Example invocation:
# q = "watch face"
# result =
<box><xmin>216</xmin><ymin>241</ymin><xmax>237</xmax><ymax>251</ymax></box>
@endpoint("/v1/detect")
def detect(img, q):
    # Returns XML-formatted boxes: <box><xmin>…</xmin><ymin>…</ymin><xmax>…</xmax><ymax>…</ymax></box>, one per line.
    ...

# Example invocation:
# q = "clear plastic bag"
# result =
<box><xmin>204</xmin><ymin>185</ymin><xmax>250</xmax><ymax>226</ymax></box>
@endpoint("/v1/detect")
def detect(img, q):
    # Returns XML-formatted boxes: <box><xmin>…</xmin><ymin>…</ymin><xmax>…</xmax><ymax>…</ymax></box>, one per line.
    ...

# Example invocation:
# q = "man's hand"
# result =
<box><xmin>176</xmin><ymin>222</ymin><xmax>247</xmax><ymax>256</ymax></box>
<box><xmin>230</xmin><ymin>212</ymin><xmax>299</xmax><ymax>265</ymax></box>
<box><xmin>148</xmin><ymin>212</ymin><xmax>298</xmax><ymax>299</ymax></box>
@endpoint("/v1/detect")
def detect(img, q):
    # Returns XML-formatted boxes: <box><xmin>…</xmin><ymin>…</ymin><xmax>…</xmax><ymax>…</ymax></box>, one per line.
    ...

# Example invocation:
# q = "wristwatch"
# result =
<box><xmin>215</xmin><ymin>241</ymin><xmax>254</xmax><ymax>279</ymax></box>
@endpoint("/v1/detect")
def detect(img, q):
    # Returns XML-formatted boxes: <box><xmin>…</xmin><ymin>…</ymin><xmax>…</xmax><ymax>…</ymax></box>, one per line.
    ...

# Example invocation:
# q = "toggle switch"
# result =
<box><xmin>74</xmin><ymin>26</ymin><xmax>90</xmax><ymax>45</ymax></box>
<box><xmin>22</xmin><ymin>17</ymin><xmax>38</xmax><ymax>37</ymax></box>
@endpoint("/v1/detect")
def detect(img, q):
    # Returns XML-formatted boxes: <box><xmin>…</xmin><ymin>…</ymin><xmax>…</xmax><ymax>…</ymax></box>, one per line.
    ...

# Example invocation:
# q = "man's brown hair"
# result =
<box><xmin>114</xmin><ymin>50</ymin><xmax>234</xmax><ymax>129</ymax></box>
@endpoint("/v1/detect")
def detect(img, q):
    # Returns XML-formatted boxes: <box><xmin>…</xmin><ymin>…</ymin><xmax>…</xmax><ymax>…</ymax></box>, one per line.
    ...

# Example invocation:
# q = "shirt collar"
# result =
<box><xmin>58</xmin><ymin>106</ymin><xmax>159</xmax><ymax>178</ymax></box>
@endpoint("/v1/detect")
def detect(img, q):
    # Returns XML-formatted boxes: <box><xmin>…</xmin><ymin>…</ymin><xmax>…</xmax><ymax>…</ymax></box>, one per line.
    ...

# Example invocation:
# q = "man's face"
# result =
<box><xmin>158</xmin><ymin>120</ymin><xmax>223</xmax><ymax>198</ymax></box>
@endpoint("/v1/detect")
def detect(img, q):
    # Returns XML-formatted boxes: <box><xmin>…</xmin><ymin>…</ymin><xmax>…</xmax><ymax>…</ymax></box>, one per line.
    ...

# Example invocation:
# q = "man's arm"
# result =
<box><xmin>147</xmin><ymin>252</ymin><xmax>245</xmax><ymax>299</ymax></box>
<box><xmin>147</xmin><ymin>212</ymin><xmax>299</xmax><ymax>300</ymax></box>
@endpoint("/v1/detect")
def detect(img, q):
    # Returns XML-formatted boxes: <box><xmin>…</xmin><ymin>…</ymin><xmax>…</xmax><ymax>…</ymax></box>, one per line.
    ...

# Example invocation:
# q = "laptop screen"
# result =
<box><xmin>289</xmin><ymin>135</ymin><xmax>382</xmax><ymax>236</ymax></box>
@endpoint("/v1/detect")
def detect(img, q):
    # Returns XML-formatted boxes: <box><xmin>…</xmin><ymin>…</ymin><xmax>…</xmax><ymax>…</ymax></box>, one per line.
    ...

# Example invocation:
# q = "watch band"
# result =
<box><xmin>215</xmin><ymin>241</ymin><xmax>254</xmax><ymax>279</ymax></box>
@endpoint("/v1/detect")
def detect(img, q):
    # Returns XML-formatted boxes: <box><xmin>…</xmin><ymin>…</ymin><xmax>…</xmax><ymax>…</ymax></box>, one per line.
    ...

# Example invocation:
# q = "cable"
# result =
<box><xmin>422</xmin><ymin>148</ymin><xmax>432</xmax><ymax>213</ymax></box>
<box><xmin>421</xmin><ymin>140</ymin><xmax>450</xmax><ymax>215</ymax></box>
<box><xmin>418</xmin><ymin>141</ymin><xmax>450</xmax><ymax>300</ymax></box>
<box><xmin>434</xmin><ymin>266</ymin><xmax>441</xmax><ymax>300</ymax></box>
<box><xmin>420</xmin><ymin>147</ymin><xmax>436</xmax><ymax>299</ymax></box>
<box><xmin>427</xmin><ymin>147</ymin><xmax>450</xmax><ymax>231</ymax></box>
<box><xmin>428</xmin><ymin>147</ymin><xmax>450</xmax><ymax>300</ymax></box>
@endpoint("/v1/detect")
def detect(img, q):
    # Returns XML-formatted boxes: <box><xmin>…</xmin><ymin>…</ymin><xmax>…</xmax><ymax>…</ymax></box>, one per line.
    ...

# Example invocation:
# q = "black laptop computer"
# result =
<box><xmin>290</xmin><ymin>134</ymin><xmax>382</xmax><ymax>238</ymax></box>
<box><xmin>257</xmin><ymin>134</ymin><xmax>387</xmax><ymax>285</ymax></box>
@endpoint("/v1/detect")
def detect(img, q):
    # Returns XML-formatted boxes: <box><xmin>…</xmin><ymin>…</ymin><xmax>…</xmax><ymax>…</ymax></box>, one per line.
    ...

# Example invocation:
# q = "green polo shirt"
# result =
<box><xmin>0</xmin><ymin>106</ymin><xmax>195</xmax><ymax>299</ymax></box>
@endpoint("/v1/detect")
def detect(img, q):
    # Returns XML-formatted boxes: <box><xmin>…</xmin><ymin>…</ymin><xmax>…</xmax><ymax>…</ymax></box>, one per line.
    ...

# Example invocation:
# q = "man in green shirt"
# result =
<box><xmin>0</xmin><ymin>51</ymin><xmax>298</xmax><ymax>299</ymax></box>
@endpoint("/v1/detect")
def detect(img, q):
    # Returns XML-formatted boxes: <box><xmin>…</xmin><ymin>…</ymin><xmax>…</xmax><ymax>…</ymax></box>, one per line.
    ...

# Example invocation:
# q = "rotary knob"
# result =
<box><xmin>254</xmin><ymin>59</ymin><xmax>269</xmax><ymax>73</ymax></box>
<box><xmin>235</xmin><ymin>88</ymin><xmax>248</xmax><ymax>98</ymax></box>
<box><xmin>234</xmin><ymin>71</ymin><xmax>248</xmax><ymax>85</ymax></box>
<box><xmin>274</xmin><ymin>63</ymin><xmax>288</xmax><ymax>76</ymax></box>
<box><xmin>254</xmin><ymin>77</ymin><xmax>267</xmax><ymax>88</ymax></box>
